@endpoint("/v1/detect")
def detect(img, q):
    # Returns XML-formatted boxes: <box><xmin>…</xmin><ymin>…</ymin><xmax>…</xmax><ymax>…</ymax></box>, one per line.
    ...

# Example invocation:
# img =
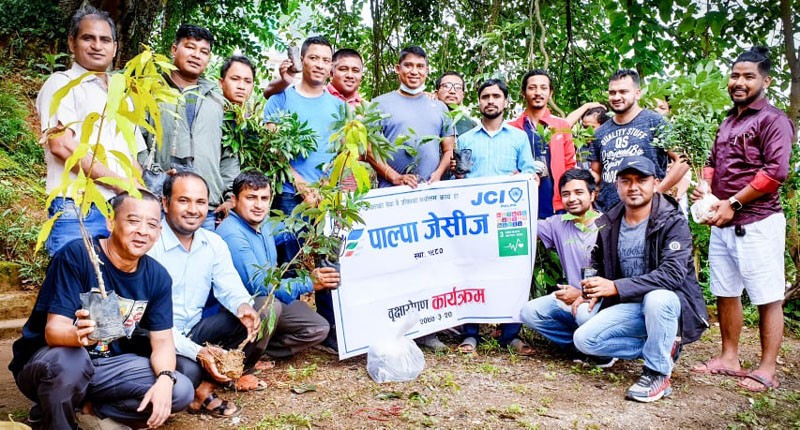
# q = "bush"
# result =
<box><xmin>0</xmin><ymin>81</ymin><xmax>44</xmax><ymax>170</ymax></box>
<box><xmin>0</xmin><ymin>0</ymin><xmax>65</xmax><ymax>41</ymax></box>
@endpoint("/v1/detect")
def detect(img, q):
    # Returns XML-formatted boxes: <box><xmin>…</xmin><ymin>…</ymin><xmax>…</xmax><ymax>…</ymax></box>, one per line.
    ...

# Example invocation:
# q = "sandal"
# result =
<box><xmin>508</xmin><ymin>338</ymin><xmax>535</xmax><ymax>356</ymax></box>
<box><xmin>253</xmin><ymin>360</ymin><xmax>276</xmax><ymax>371</ymax></box>
<box><xmin>738</xmin><ymin>371</ymin><xmax>780</xmax><ymax>392</ymax></box>
<box><xmin>691</xmin><ymin>358</ymin><xmax>747</xmax><ymax>377</ymax></box>
<box><xmin>188</xmin><ymin>393</ymin><xmax>238</xmax><ymax>417</ymax></box>
<box><xmin>458</xmin><ymin>337</ymin><xmax>478</xmax><ymax>354</ymax></box>
<box><xmin>230</xmin><ymin>374</ymin><xmax>268</xmax><ymax>392</ymax></box>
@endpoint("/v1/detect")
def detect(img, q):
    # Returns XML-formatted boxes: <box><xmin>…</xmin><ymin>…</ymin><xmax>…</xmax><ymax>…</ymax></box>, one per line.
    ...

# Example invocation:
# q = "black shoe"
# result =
<box><xmin>574</xmin><ymin>355</ymin><xmax>618</xmax><ymax>369</ymax></box>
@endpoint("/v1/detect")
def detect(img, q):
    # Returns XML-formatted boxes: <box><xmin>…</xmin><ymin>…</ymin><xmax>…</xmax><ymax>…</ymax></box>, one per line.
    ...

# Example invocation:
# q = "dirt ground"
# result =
<box><xmin>0</xmin><ymin>323</ymin><xmax>798</xmax><ymax>430</ymax></box>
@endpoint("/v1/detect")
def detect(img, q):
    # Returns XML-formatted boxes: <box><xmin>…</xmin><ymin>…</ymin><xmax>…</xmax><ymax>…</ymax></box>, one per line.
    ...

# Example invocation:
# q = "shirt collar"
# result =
<box><xmin>160</xmin><ymin>219</ymin><xmax>209</xmax><ymax>252</ymax></box>
<box><xmin>327</xmin><ymin>82</ymin><xmax>362</xmax><ymax>105</ymax></box>
<box><xmin>67</xmin><ymin>62</ymin><xmax>104</xmax><ymax>84</ymax></box>
<box><xmin>228</xmin><ymin>210</ymin><xmax>262</xmax><ymax>234</ymax></box>
<box><xmin>726</xmin><ymin>97</ymin><xmax>769</xmax><ymax>118</ymax></box>
<box><xmin>479</xmin><ymin>122</ymin><xmax>512</xmax><ymax>138</ymax></box>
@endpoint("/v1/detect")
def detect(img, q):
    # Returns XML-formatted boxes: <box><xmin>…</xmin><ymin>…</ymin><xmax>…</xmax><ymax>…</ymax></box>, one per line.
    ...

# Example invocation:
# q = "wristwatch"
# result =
<box><xmin>157</xmin><ymin>370</ymin><xmax>177</xmax><ymax>384</ymax></box>
<box><xmin>728</xmin><ymin>196</ymin><xmax>743</xmax><ymax>211</ymax></box>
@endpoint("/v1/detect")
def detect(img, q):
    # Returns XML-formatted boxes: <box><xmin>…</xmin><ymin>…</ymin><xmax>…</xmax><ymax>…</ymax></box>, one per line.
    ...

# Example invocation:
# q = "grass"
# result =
<box><xmin>248</xmin><ymin>413</ymin><xmax>313</xmax><ymax>429</ymax></box>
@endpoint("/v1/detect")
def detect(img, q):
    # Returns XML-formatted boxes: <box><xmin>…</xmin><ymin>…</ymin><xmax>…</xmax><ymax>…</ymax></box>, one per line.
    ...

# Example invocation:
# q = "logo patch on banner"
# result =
<box><xmin>508</xmin><ymin>187</ymin><xmax>523</xmax><ymax>203</ymax></box>
<box><xmin>498</xmin><ymin>228</ymin><xmax>528</xmax><ymax>256</ymax></box>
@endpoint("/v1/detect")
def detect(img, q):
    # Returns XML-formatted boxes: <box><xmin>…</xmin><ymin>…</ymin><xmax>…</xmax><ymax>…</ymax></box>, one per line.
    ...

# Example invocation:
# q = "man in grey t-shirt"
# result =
<box><xmin>368</xmin><ymin>46</ymin><xmax>455</xmax><ymax>188</ymax></box>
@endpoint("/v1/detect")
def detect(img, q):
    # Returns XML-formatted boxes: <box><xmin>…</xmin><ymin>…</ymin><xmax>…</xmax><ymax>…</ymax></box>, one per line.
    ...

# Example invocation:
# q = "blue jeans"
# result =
<box><xmin>272</xmin><ymin>192</ymin><xmax>302</xmax><ymax>264</ymax></box>
<box><xmin>573</xmin><ymin>289</ymin><xmax>680</xmax><ymax>375</ymax></box>
<box><xmin>46</xmin><ymin>198</ymin><xmax>110</xmax><ymax>256</ymax></box>
<box><xmin>519</xmin><ymin>292</ymin><xmax>600</xmax><ymax>347</ymax></box>
<box><xmin>462</xmin><ymin>323</ymin><xmax>521</xmax><ymax>346</ymax></box>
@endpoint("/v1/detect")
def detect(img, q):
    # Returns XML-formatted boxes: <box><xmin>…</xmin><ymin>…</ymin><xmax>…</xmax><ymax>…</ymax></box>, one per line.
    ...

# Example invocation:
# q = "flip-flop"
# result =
<box><xmin>691</xmin><ymin>358</ymin><xmax>747</xmax><ymax>377</ymax></box>
<box><xmin>458</xmin><ymin>337</ymin><xmax>478</xmax><ymax>354</ymax></box>
<box><xmin>188</xmin><ymin>393</ymin><xmax>239</xmax><ymax>417</ymax></box>
<box><xmin>253</xmin><ymin>360</ymin><xmax>276</xmax><ymax>371</ymax></box>
<box><xmin>508</xmin><ymin>338</ymin><xmax>535</xmax><ymax>356</ymax></box>
<box><xmin>738</xmin><ymin>372</ymin><xmax>780</xmax><ymax>392</ymax></box>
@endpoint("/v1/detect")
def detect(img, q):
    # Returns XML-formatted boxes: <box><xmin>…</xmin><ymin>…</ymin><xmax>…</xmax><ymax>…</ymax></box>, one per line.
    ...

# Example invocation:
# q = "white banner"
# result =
<box><xmin>332</xmin><ymin>175</ymin><xmax>539</xmax><ymax>359</ymax></box>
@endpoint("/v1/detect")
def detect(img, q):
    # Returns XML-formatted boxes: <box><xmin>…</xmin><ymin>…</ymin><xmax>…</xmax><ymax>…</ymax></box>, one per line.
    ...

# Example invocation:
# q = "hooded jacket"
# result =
<box><xmin>592</xmin><ymin>193</ymin><xmax>709</xmax><ymax>344</ymax></box>
<box><xmin>139</xmin><ymin>76</ymin><xmax>239</xmax><ymax>208</ymax></box>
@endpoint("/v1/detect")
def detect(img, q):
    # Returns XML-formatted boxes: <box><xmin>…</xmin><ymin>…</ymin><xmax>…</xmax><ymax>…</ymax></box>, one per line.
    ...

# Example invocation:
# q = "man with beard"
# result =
<box><xmin>454</xmin><ymin>79</ymin><xmax>536</xmax><ymax>355</ymax></box>
<box><xmin>508</xmin><ymin>70</ymin><xmax>576</xmax><ymax>219</ymax></box>
<box><xmin>587</xmin><ymin>69</ymin><xmax>688</xmax><ymax>212</ymax></box>
<box><xmin>690</xmin><ymin>47</ymin><xmax>794</xmax><ymax>392</ymax></box>
<box><xmin>572</xmin><ymin>156</ymin><xmax>708</xmax><ymax>402</ymax></box>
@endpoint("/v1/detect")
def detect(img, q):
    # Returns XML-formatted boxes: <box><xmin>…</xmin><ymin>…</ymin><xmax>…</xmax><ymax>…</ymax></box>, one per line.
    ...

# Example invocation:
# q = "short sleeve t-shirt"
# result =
<box><xmin>589</xmin><ymin>110</ymin><xmax>669</xmax><ymax>210</ymax></box>
<box><xmin>9</xmin><ymin>237</ymin><xmax>173</xmax><ymax>374</ymax></box>
<box><xmin>537</xmin><ymin>215</ymin><xmax>598</xmax><ymax>287</ymax></box>
<box><xmin>374</xmin><ymin>91</ymin><xmax>454</xmax><ymax>187</ymax></box>
<box><xmin>617</xmin><ymin>217</ymin><xmax>648</xmax><ymax>279</ymax></box>
<box><xmin>263</xmin><ymin>86</ymin><xmax>345</xmax><ymax>194</ymax></box>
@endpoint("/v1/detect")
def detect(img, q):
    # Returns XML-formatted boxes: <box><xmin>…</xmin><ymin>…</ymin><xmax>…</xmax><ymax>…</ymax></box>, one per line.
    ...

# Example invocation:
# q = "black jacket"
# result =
<box><xmin>592</xmin><ymin>193</ymin><xmax>709</xmax><ymax>344</ymax></box>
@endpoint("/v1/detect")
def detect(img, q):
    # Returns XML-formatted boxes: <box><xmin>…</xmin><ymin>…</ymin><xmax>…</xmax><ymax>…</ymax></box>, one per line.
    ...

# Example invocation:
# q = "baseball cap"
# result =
<box><xmin>616</xmin><ymin>156</ymin><xmax>656</xmax><ymax>177</ymax></box>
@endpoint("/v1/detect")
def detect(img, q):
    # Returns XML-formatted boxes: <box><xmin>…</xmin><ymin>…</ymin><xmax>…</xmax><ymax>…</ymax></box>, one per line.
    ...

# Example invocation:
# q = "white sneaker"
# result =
<box><xmin>75</xmin><ymin>412</ymin><xmax>132</xmax><ymax>430</ymax></box>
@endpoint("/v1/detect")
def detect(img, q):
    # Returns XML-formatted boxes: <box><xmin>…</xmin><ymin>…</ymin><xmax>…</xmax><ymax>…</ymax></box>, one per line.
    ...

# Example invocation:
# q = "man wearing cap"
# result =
<box><xmin>571</xmin><ymin>155</ymin><xmax>708</xmax><ymax>403</ymax></box>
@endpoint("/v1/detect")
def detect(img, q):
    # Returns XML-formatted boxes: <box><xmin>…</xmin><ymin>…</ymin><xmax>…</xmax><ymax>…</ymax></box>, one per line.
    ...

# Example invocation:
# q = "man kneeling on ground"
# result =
<box><xmin>217</xmin><ymin>171</ymin><xmax>334</xmax><ymax>358</ymax></box>
<box><xmin>571</xmin><ymin>156</ymin><xmax>708</xmax><ymax>402</ymax></box>
<box><xmin>9</xmin><ymin>191</ymin><xmax>193</xmax><ymax>429</ymax></box>
<box><xmin>148</xmin><ymin>172</ymin><xmax>274</xmax><ymax>417</ymax></box>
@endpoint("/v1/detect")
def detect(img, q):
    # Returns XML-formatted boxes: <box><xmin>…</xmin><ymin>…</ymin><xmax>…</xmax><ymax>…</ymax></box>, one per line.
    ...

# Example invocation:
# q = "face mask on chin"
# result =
<box><xmin>399</xmin><ymin>83</ymin><xmax>425</xmax><ymax>95</ymax></box>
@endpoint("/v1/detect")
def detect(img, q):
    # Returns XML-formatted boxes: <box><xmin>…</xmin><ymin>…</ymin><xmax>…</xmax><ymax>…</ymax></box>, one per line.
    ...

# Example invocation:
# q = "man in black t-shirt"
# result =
<box><xmin>9</xmin><ymin>191</ymin><xmax>193</xmax><ymax>429</ymax></box>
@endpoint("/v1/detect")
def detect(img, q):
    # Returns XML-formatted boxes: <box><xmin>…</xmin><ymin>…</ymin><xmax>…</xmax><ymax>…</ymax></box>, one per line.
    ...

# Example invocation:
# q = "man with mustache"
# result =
<box><xmin>690</xmin><ymin>47</ymin><xmax>794</xmax><ymax>393</ymax></box>
<box><xmin>587</xmin><ymin>69</ymin><xmax>688</xmax><ymax>212</ymax></box>
<box><xmin>36</xmin><ymin>6</ymin><xmax>146</xmax><ymax>255</ymax></box>
<box><xmin>454</xmin><ymin>79</ymin><xmax>536</xmax><ymax>356</ymax></box>
<box><xmin>139</xmin><ymin>24</ymin><xmax>239</xmax><ymax>230</ymax></box>
<box><xmin>573</xmin><ymin>156</ymin><xmax>708</xmax><ymax>402</ymax></box>
<box><xmin>508</xmin><ymin>69</ymin><xmax>576</xmax><ymax>220</ymax></box>
<box><xmin>434</xmin><ymin>71</ymin><xmax>476</xmax><ymax>137</ymax></box>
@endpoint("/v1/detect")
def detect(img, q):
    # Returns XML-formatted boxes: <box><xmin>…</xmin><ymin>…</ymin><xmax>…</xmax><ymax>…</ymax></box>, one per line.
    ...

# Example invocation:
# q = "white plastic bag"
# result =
<box><xmin>690</xmin><ymin>181</ymin><xmax>719</xmax><ymax>224</ymax></box>
<box><xmin>366</xmin><ymin>312</ymin><xmax>426</xmax><ymax>383</ymax></box>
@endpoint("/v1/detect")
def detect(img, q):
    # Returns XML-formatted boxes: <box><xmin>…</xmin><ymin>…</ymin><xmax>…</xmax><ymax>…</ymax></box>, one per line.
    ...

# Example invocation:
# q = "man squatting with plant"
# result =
<box><xmin>587</xmin><ymin>69</ymin><xmax>689</xmax><ymax>212</ymax></box>
<box><xmin>450</xmin><ymin>78</ymin><xmax>537</xmax><ymax>355</ymax></box>
<box><xmin>217</xmin><ymin>172</ymin><xmax>338</xmax><ymax>357</ymax></box>
<box><xmin>520</xmin><ymin>169</ymin><xmax>611</xmax><ymax>364</ymax></box>
<box><xmin>263</xmin><ymin>35</ymin><xmax>345</xmax><ymax>354</ymax></box>
<box><xmin>36</xmin><ymin>6</ymin><xmax>146</xmax><ymax>256</ymax></box>
<box><xmin>570</xmin><ymin>156</ymin><xmax>708</xmax><ymax>403</ymax></box>
<box><xmin>508</xmin><ymin>69</ymin><xmax>577</xmax><ymax>220</ymax></box>
<box><xmin>691</xmin><ymin>47</ymin><xmax>794</xmax><ymax>392</ymax></box>
<box><xmin>139</xmin><ymin>24</ymin><xmax>239</xmax><ymax>230</ymax></box>
<box><xmin>367</xmin><ymin>45</ymin><xmax>456</xmax><ymax>351</ymax></box>
<box><xmin>147</xmin><ymin>172</ymin><xmax>268</xmax><ymax>417</ymax></box>
<box><xmin>10</xmin><ymin>191</ymin><xmax>194</xmax><ymax>429</ymax></box>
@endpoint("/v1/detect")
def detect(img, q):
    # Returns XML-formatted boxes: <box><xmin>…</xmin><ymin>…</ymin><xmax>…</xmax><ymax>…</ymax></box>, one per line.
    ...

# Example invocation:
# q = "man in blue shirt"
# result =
<box><xmin>454</xmin><ymin>79</ymin><xmax>537</xmax><ymax>356</ymax></box>
<box><xmin>217</xmin><ymin>172</ymin><xmax>337</xmax><ymax>358</ymax></box>
<box><xmin>263</xmin><ymin>36</ymin><xmax>344</xmax><ymax>351</ymax></box>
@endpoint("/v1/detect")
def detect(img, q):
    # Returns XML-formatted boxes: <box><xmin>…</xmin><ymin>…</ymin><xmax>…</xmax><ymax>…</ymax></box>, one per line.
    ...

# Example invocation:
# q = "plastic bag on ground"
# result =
<box><xmin>366</xmin><ymin>312</ymin><xmax>425</xmax><ymax>383</ymax></box>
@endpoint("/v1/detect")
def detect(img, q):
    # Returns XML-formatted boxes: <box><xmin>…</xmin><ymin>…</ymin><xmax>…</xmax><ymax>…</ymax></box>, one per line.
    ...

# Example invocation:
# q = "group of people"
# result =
<box><xmin>9</xmin><ymin>5</ymin><xmax>794</xmax><ymax>429</ymax></box>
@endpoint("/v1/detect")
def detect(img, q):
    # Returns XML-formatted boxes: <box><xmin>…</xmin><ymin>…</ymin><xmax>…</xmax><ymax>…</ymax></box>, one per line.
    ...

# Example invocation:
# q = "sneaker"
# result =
<box><xmin>574</xmin><ymin>355</ymin><xmax>618</xmax><ymax>369</ymax></box>
<box><xmin>27</xmin><ymin>403</ymin><xmax>42</xmax><ymax>424</ymax></box>
<box><xmin>314</xmin><ymin>330</ymin><xmax>338</xmax><ymax>355</ymax></box>
<box><xmin>75</xmin><ymin>412</ymin><xmax>132</xmax><ymax>430</ymax></box>
<box><xmin>415</xmin><ymin>334</ymin><xmax>448</xmax><ymax>352</ymax></box>
<box><xmin>626</xmin><ymin>368</ymin><xmax>672</xmax><ymax>403</ymax></box>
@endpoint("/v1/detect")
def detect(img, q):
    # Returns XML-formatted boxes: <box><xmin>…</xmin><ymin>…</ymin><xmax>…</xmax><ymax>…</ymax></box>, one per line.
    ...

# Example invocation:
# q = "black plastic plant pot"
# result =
<box><xmin>80</xmin><ymin>290</ymin><xmax>126</xmax><ymax>342</ymax></box>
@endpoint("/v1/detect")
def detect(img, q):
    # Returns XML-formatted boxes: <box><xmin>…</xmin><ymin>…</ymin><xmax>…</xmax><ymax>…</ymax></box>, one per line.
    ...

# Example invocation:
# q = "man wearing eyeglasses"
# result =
<box><xmin>434</xmin><ymin>72</ymin><xmax>476</xmax><ymax>137</ymax></box>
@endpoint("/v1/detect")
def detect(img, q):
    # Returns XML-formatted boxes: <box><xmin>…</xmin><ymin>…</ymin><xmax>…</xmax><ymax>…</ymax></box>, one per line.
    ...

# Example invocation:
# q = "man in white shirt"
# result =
<box><xmin>148</xmin><ymin>171</ymin><xmax>269</xmax><ymax>417</ymax></box>
<box><xmin>36</xmin><ymin>6</ymin><xmax>145</xmax><ymax>255</ymax></box>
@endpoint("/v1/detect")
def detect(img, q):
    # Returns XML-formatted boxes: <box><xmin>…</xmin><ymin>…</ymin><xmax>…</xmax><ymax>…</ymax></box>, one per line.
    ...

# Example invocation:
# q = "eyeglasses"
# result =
<box><xmin>439</xmin><ymin>83</ymin><xmax>464</xmax><ymax>92</ymax></box>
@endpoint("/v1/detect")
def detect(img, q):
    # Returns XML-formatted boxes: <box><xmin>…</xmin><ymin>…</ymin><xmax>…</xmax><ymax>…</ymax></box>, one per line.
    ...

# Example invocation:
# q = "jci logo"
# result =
<box><xmin>471</xmin><ymin>187</ymin><xmax>523</xmax><ymax>206</ymax></box>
